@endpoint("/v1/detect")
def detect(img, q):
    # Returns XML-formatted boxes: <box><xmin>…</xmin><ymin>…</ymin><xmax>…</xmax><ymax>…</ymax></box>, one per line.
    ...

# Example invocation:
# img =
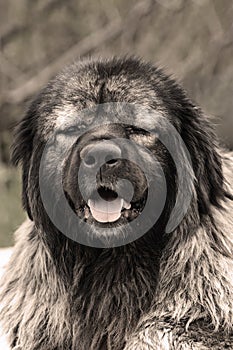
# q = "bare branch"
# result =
<box><xmin>3</xmin><ymin>0</ymin><xmax>154</xmax><ymax>105</ymax></box>
<box><xmin>0</xmin><ymin>0</ymin><xmax>65</xmax><ymax>46</ymax></box>
<box><xmin>0</xmin><ymin>52</ymin><xmax>28</xmax><ymax>82</ymax></box>
<box><xmin>2</xmin><ymin>19</ymin><xmax>121</xmax><ymax>104</ymax></box>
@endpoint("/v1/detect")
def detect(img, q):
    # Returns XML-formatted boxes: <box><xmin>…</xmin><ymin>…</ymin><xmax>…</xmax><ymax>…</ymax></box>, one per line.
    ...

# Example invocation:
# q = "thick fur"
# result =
<box><xmin>0</xmin><ymin>57</ymin><xmax>233</xmax><ymax>350</ymax></box>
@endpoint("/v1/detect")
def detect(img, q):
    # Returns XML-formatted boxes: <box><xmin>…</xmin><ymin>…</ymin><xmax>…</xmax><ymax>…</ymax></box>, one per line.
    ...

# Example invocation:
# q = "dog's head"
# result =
<box><xmin>11</xmin><ymin>57</ymin><xmax>226</xmax><ymax>247</ymax></box>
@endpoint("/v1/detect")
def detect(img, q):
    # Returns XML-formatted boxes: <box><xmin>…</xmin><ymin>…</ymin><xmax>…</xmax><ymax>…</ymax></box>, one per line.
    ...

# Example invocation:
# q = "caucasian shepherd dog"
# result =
<box><xmin>1</xmin><ymin>57</ymin><xmax>233</xmax><ymax>349</ymax></box>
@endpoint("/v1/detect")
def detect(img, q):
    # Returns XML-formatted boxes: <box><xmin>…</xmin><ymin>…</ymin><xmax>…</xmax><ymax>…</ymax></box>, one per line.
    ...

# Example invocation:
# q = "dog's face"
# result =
<box><xmin>12</xmin><ymin>58</ymin><xmax>225</xmax><ymax>247</ymax></box>
<box><xmin>61</xmin><ymin>118</ymin><xmax>176</xmax><ymax>228</ymax></box>
<box><xmin>38</xmin><ymin>103</ymin><xmax>175</xmax><ymax>246</ymax></box>
<box><xmin>63</xmin><ymin>123</ymin><xmax>149</xmax><ymax>226</ymax></box>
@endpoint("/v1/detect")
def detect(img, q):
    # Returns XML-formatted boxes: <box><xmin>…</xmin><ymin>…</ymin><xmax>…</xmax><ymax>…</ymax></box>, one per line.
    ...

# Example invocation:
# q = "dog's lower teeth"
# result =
<box><xmin>84</xmin><ymin>207</ymin><xmax>90</xmax><ymax>219</ymax></box>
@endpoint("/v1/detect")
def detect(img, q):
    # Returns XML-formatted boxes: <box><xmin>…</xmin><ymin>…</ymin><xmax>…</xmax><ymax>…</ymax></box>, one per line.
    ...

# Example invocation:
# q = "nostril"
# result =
<box><xmin>105</xmin><ymin>154</ymin><xmax>119</xmax><ymax>165</ymax></box>
<box><xmin>81</xmin><ymin>141</ymin><xmax>122</xmax><ymax>168</ymax></box>
<box><xmin>84</xmin><ymin>155</ymin><xmax>96</xmax><ymax>167</ymax></box>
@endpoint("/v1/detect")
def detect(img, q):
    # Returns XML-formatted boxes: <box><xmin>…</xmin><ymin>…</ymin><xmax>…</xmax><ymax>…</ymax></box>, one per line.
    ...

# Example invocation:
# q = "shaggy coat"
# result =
<box><xmin>0</xmin><ymin>57</ymin><xmax>233</xmax><ymax>350</ymax></box>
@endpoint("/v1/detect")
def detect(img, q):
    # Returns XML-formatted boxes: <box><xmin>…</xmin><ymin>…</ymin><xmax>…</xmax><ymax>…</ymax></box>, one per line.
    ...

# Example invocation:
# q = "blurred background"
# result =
<box><xmin>0</xmin><ymin>0</ymin><xmax>233</xmax><ymax>247</ymax></box>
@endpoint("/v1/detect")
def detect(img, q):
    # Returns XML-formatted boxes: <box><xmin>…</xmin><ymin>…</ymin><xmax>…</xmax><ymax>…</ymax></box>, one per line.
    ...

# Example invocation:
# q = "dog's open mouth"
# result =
<box><xmin>88</xmin><ymin>187</ymin><xmax>131</xmax><ymax>223</ymax></box>
<box><xmin>76</xmin><ymin>186</ymin><xmax>147</xmax><ymax>224</ymax></box>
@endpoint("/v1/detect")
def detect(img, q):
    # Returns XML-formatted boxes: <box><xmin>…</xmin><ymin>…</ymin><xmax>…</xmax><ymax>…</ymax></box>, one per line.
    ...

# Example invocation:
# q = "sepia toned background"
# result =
<box><xmin>0</xmin><ymin>0</ymin><xmax>233</xmax><ymax>247</ymax></box>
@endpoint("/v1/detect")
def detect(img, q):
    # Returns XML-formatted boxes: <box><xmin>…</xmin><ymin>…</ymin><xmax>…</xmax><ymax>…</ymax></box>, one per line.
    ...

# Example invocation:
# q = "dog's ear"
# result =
<box><xmin>180</xmin><ymin>109</ymin><xmax>226</xmax><ymax>216</ymax></box>
<box><xmin>11</xmin><ymin>111</ymin><xmax>36</xmax><ymax>221</ymax></box>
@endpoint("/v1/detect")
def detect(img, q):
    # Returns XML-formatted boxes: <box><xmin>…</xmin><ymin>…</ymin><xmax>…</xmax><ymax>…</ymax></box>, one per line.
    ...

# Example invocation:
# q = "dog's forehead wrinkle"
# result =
<box><xmin>39</xmin><ymin>91</ymin><xmax>168</xmax><ymax>140</ymax></box>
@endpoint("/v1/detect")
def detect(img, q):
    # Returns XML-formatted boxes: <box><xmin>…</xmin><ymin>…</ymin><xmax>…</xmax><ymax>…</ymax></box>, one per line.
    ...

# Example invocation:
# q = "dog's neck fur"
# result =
<box><xmin>69</xmin><ymin>241</ymin><xmax>160</xmax><ymax>349</ymax></box>
<box><xmin>1</xmin><ymin>194</ymin><xmax>233</xmax><ymax>350</ymax></box>
<box><xmin>1</xmin><ymin>222</ymin><xmax>163</xmax><ymax>349</ymax></box>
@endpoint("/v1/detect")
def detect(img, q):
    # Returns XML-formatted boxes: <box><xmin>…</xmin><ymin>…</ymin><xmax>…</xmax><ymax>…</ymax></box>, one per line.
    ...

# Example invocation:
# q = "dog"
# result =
<box><xmin>1</xmin><ymin>57</ymin><xmax>232</xmax><ymax>349</ymax></box>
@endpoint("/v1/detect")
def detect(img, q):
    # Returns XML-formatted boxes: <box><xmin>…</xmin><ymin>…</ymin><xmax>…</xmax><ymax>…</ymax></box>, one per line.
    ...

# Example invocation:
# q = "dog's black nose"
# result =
<box><xmin>80</xmin><ymin>141</ymin><xmax>122</xmax><ymax>169</ymax></box>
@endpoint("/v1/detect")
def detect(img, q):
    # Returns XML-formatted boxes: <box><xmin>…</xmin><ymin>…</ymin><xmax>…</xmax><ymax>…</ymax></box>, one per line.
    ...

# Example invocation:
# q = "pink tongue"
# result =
<box><xmin>88</xmin><ymin>197</ymin><xmax>129</xmax><ymax>223</ymax></box>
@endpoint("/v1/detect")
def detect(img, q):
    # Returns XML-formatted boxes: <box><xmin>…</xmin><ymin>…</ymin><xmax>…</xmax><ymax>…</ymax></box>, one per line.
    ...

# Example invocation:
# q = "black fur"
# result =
<box><xmin>1</xmin><ymin>57</ymin><xmax>233</xmax><ymax>349</ymax></box>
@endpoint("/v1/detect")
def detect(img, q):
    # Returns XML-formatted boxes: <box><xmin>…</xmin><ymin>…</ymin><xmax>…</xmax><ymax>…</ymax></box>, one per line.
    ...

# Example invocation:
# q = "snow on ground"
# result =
<box><xmin>0</xmin><ymin>248</ymin><xmax>12</xmax><ymax>278</ymax></box>
<box><xmin>0</xmin><ymin>248</ymin><xmax>13</xmax><ymax>350</ymax></box>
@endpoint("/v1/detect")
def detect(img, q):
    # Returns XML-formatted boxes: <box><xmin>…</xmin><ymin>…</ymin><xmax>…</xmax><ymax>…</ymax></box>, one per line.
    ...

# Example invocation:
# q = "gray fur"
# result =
<box><xmin>0</xmin><ymin>57</ymin><xmax>233</xmax><ymax>349</ymax></box>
